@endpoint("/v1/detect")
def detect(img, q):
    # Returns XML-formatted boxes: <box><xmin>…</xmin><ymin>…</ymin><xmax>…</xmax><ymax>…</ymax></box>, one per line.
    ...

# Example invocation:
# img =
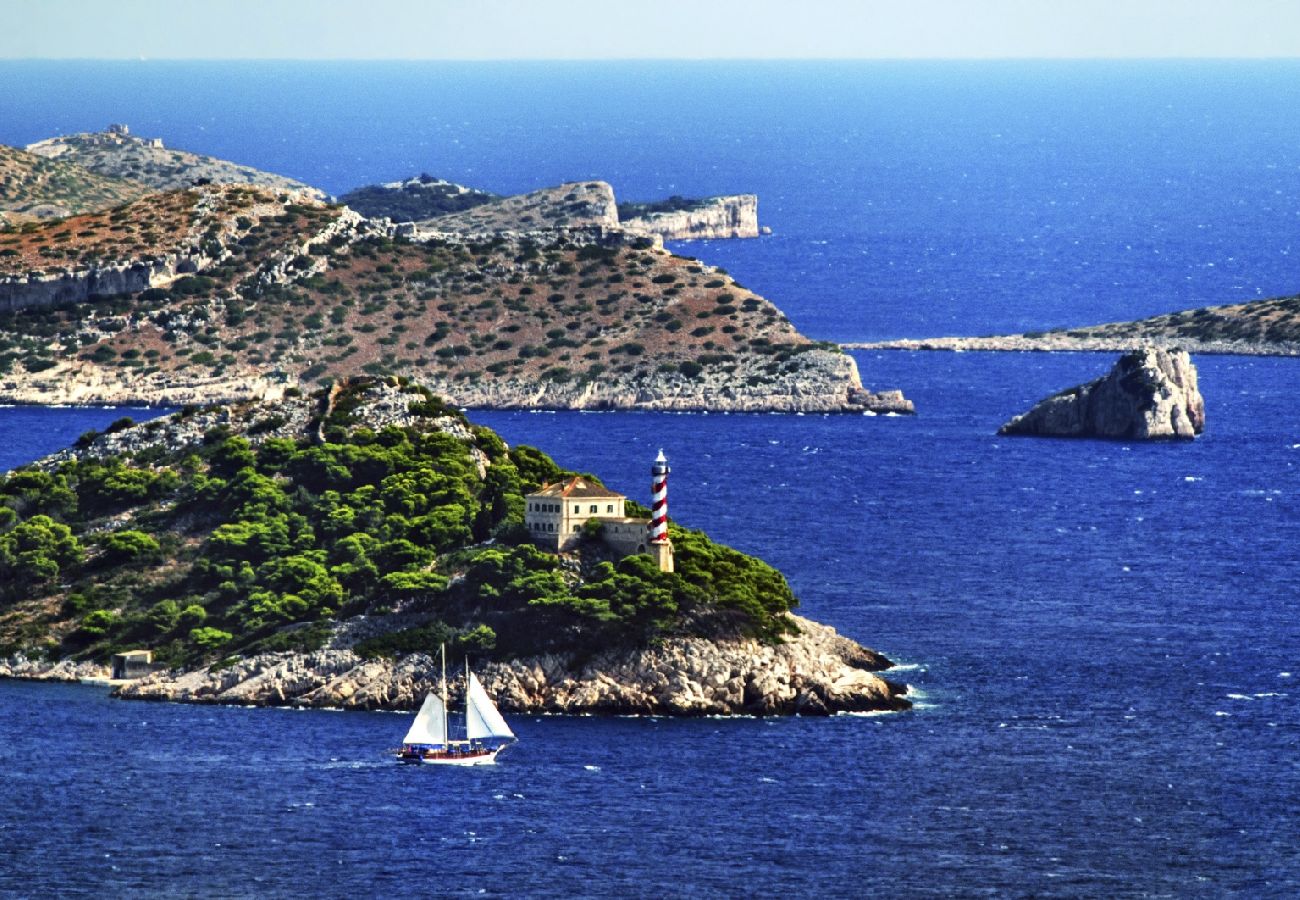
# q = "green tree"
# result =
<box><xmin>0</xmin><ymin>515</ymin><xmax>83</xmax><ymax>594</ymax></box>
<box><xmin>99</xmin><ymin>529</ymin><xmax>161</xmax><ymax>565</ymax></box>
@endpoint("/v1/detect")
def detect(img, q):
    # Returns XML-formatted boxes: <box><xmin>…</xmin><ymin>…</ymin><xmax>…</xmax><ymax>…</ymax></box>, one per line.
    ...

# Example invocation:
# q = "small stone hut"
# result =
<box><xmin>111</xmin><ymin>650</ymin><xmax>157</xmax><ymax>680</ymax></box>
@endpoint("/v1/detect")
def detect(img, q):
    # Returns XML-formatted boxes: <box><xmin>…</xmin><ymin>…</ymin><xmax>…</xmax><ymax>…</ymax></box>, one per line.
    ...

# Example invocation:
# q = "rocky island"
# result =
<box><xmin>999</xmin><ymin>347</ymin><xmax>1205</xmax><ymax>439</ymax></box>
<box><xmin>848</xmin><ymin>292</ymin><xmax>1300</xmax><ymax>357</ymax></box>
<box><xmin>0</xmin><ymin>378</ymin><xmax>909</xmax><ymax>716</ymax></box>
<box><xmin>0</xmin><ymin>171</ymin><xmax>909</xmax><ymax>412</ymax></box>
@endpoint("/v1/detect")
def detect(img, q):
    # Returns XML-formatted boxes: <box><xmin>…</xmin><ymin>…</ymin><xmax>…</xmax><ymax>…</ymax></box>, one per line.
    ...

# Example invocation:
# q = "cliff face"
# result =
<box><xmin>621</xmin><ymin>195</ymin><xmax>760</xmax><ymax>241</ymax></box>
<box><xmin>0</xmin><ymin>186</ymin><xmax>360</xmax><ymax>313</ymax></box>
<box><xmin>999</xmin><ymin>347</ymin><xmax>1205</xmax><ymax>439</ymax></box>
<box><xmin>116</xmin><ymin>615</ymin><xmax>909</xmax><ymax>716</ymax></box>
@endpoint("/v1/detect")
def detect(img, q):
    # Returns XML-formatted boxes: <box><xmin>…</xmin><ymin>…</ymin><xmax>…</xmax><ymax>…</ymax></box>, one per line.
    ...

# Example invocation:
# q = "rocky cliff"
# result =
<box><xmin>117</xmin><ymin>614</ymin><xmax>908</xmax><ymax>716</ymax></box>
<box><xmin>621</xmin><ymin>195</ymin><xmax>760</xmax><ymax>241</ymax></box>
<box><xmin>0</xmin><ymin>186</ymin><xmax>361</xmax><ymax>313</ymax></box>
<box><xmin>999</xmin><ymin>347</ymin><xmax>1205</xmax><ymax>439</ymax></box>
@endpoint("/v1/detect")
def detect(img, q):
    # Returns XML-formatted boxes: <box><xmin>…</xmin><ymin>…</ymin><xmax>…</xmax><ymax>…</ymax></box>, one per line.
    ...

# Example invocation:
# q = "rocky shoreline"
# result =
<box><xmin>2</xmin><ymin>615</ymin><xmax>910</xmax><ymax>717</ymax></box>
<box><xmin>0</xmin><ymin>656</ymin><xmax>109</xmax><ymax>683</ymax></box>
<box><xmin>114</xmin><ymin>615</ymin><xmax>909</xmax><ymax>716</ymax></box>
<box><xmin>0</xmin><ymin>348</ymin><xmax>912</xmax><ymax>414</ymax></box>
<box><xmin>846</xmin><ymin>333</ymin><xmax>1300</xmax><ymax>356</ymax></box>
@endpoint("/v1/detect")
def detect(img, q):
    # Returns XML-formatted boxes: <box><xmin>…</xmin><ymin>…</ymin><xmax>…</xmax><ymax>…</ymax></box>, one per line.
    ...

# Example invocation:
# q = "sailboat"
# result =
<box><xmin>396</xmin><ymin>645</ymin><xmax>516</xmax><ymax>766</ymax></box>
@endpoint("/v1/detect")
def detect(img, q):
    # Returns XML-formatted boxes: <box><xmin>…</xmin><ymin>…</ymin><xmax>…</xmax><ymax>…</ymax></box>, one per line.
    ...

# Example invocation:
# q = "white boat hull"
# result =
<box><xmin>418</xmin><ymin>748</ymin><xmax>502</xmax><ymax>766</ymax></box>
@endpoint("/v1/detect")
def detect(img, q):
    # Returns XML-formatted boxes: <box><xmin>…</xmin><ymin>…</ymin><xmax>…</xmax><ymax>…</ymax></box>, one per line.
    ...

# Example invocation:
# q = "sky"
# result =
<box><xmin>2</xmin><ymin>0</ymin><xmax>1299</xmax><ymax>60</ymax></box>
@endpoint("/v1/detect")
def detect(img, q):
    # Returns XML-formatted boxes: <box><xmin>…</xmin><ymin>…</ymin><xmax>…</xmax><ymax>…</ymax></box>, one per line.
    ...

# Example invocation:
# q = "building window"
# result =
<box><xmin>606</xmin><ymin>504</ymin><xmax>613</xmax><ymax>513</ymax></box>
<box><xmin>574</xmin><ymin>504</ymin><xmax>580</xmax><ymax>513</ymax></box>
<box><xmin>589</xmin><ymin>504</ymin><xmax>597</xmax><ymax>514</ymax></box>
<box><xmin>574</xmin><ymin>524</ymin><xmax>581</xmax><ymax>532</ymax></box>
<box><xmin>547</xmin><ymin>523</ymin><xmax>554</xmax><ymax>532</ymax></box>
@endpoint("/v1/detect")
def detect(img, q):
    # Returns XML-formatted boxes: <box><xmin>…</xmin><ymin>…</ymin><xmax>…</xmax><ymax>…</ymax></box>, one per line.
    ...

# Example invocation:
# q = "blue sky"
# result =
<box><xmin>4</xmin><ymin>0</ymin><xmax>1299</xmax><ymax>59</ymax></box>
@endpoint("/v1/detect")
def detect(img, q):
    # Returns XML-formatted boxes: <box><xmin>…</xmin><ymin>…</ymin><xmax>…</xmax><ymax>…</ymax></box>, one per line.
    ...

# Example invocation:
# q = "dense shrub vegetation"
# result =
<box><xmin>0</xmin><ymin>383</ymin><xmax>797</xmax><ymax>665</ymax></box>
<box><xmin>338</xmin><ymin>175</ymin><xmax>498</xmax><ymax>222</ymax></box>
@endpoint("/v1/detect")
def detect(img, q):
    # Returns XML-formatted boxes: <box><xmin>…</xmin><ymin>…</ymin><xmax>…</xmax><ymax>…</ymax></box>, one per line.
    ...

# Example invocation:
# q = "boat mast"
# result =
<box><xmin>465</xmin><ymin>655</ymin><xmax>471</xmax><ymax>743</ymax></box>
<box><xmin>440</xmin><ymin>643</ymin><xmax>449</xmax><ymax>747</ymax></box>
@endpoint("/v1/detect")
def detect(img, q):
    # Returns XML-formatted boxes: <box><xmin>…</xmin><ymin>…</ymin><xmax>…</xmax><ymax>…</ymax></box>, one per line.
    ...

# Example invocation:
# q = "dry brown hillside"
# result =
<box><xmin>0</xmin><ymin>186</ymin><xmax>904</xmax><ymax>412</ymax></box>
<box><xmin>0</xmin><ymin>145</ymin><xmax>150</xmax><ymax>221</ymax></box>
<box><xmin>26</xmin><ymin>126</ymin><xmax>326</xmax><ymax>199</ymax></box>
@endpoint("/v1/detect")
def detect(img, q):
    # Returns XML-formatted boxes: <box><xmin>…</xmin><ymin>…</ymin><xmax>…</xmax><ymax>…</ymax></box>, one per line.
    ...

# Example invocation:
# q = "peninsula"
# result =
<box><xmin>847</xmin><ymin>292</ymin><xmax>1300</xmax><ymax>357</ymax></box>
<box><xmin>0</xmin><ymin>378</ymin><xmax>909</xmax><ymax>716</ymax></box>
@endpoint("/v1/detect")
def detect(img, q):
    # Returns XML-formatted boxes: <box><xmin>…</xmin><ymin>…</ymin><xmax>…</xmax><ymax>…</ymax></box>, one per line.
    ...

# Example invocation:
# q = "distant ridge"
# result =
<box><xmin>0</xmin><ymin>144</ymin><xmax>149</xmax><ymax>222</ymax></box>
<box><xmin>26</xmin><ymin>124</ymin><xmax>326</xmax><ymax>200</ymax></box>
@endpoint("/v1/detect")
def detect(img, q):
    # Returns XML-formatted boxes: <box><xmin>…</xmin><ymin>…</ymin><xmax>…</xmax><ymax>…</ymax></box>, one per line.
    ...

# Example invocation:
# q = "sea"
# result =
<box><xmin>1</xmin><ymin>61</ymin><xmax>1298</xmax><ymax>896</ymax></box>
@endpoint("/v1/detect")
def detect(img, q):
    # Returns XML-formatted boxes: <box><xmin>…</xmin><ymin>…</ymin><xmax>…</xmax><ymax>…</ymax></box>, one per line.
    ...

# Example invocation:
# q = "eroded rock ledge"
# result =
<box><xmin>116</xmin><ymin>615</ymin><xmax>910</xmax><ymax>716</ymax></box>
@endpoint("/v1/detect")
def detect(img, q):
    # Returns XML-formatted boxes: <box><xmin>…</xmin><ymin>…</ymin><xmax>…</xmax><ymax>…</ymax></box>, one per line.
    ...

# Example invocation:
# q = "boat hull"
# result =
<box><xmin>397</xmin><ymin>746</ymin><xmax>504</xmax><ymax>766</ymax></box>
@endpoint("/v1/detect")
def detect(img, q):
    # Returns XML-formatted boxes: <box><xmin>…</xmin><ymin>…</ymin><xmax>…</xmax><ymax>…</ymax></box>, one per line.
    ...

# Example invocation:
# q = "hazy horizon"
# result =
<box><xmin>5</xmin><ymin>0</ymin><xmax>1300</xmax><ymax>61</ymax></box>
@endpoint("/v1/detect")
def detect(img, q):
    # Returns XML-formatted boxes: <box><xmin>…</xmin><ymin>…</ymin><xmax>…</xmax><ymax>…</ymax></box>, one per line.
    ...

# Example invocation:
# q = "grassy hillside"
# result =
<box><xmin>0</xmin><ymin>144</ymin><xmax>150</xmax><ymax>221</ymax></box>
<box><xmin>0</xmin><ymin>379</ymin><xmax>797</xmax><ymax>668</ymax></box>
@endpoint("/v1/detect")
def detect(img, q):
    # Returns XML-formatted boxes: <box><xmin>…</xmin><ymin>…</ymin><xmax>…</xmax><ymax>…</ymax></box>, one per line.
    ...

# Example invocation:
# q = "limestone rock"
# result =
<box><xmin>621</xmin><ymin>195</ymin><xmax>760</xmax><ymax>241</ymax></box>
<box><xmin>0</xmin><ymin>655</ymin><xmax>109</xmax><ymax>682</ymax></box>
<box><xmin>999</xmin><ymin>347</ymin><xmax>1205</xmax><ymax>440</ymax></box>
<box><xmin>116</xmin><ymin>614</ymin><xmax>910</xmax><ymax>717</ymax></box>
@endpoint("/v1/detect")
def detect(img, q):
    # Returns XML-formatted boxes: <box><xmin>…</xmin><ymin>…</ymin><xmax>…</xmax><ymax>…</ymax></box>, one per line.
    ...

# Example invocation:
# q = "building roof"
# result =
<box><xmin>528</xmin><ymin>476</ymin><xmax>625</xmax><ymax>500</ymax></box>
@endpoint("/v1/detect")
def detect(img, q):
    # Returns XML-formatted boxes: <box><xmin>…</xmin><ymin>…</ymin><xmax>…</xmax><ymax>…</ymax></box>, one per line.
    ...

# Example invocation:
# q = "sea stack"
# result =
<box><xmin>999</xmin><ymin>346</ymin><xmax>1205</xmax><ymax>440</ymax></box>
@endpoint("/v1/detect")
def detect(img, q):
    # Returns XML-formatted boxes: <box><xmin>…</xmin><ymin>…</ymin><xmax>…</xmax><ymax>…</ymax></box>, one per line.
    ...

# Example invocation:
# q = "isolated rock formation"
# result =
<box><xmin>999</xmin><ymin>347</ymin><xmax>1205</xmax><ymax>439</ymax></box>
<box><xmin>117</xmin><ymin>614</ymin><xmax>910</xmax><ymax>716</ymax></box>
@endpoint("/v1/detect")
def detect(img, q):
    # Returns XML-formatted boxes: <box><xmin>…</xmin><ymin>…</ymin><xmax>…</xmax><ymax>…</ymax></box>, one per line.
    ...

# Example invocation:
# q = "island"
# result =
<box><xmin>847</xmin><ymin>292</ymin><xmax>1300</xmax><ymax>357</ymax></box>
<box><xmin>0</xmin><ymin>378</ymin><xmax>910</xmax><ymax>716</ymax></box>
<box><xmin>999</xmin><ymin>347</ymin><xmax>1205</xmax><ymax>440</ymax></box>
<box><xmin>0</xmin><ymin>150</ymin><xmax>911</xmax><ymax>412</ymax></box>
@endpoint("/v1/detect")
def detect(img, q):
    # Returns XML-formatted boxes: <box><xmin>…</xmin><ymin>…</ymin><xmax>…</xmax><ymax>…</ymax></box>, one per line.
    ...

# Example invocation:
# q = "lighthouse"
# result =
<box><xmin>648</xmin><ymin>449</ymin><xmax>674</xmax><ymax>573</ymax></box>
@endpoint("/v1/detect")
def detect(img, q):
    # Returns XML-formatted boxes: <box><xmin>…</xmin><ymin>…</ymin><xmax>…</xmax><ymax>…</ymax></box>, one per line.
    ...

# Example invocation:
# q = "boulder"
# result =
<box><xmin>999</xmin><ymin>347</ymin><xmax>1205</xmax><ymax>440</ymax></box>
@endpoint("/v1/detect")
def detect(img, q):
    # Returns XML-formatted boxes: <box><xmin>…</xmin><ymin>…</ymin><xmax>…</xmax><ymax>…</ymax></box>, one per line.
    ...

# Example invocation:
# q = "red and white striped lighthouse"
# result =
<box><xmin>650</xmin><ymin>449</ymin><xmax>670</xmax><ymax>544</ymax></box>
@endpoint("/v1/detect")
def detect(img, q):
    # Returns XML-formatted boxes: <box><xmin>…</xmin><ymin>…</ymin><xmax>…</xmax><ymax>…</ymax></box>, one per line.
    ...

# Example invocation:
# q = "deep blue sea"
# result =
<box><xmin>2</xmin><ymin>62</ymin><xmax>1299</xmax><ymax>896</ymax></box>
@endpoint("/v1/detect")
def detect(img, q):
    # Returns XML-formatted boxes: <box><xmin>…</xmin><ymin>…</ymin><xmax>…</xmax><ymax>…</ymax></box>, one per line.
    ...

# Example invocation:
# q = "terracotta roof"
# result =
<box><xmin>528</xmin><ymin>476</ymin><xmax>625</xmax><ymax>500</ymax></box>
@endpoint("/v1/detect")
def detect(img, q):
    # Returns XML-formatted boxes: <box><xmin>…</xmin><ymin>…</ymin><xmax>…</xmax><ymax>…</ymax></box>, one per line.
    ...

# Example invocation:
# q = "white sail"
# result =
<box><xmin>402</xmin><ymin>692</ymin><xmax>447</xmax><ymax>745</ymax></box>
<box><xmin>465</xmin><ymin>673</ymin><xmax>515</xmax><ymax>741</ymax></box>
